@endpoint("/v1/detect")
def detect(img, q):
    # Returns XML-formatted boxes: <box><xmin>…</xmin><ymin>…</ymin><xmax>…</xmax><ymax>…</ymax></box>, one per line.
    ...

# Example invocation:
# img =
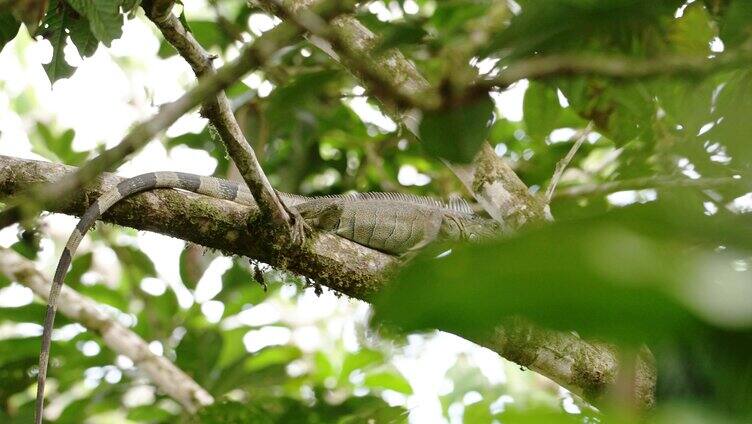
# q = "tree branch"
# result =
<box><xmin>254</xmin><ymin>0</ymin><xmax>550</xmax><ymax>231</ymax></box>
<box><xmin>553</xmin><ymin>175</ymin><xmax>746</xmax><ymax>200</ymax></box>
<box><xmin>0</xmin><ymin>155</ymin><xmax>654</xmax><ymax>408</ymax></box>
<box><xmin>145</xmin><ymin>4</ymin><xmax>291</xmax><ymax>230</ymax></box>
<box><xmin>0</xmin><ymin>155</ymin><xmax>394</xmax><ymax>298</ymax></box>
<box><xmin>0</xmin><ymin>18</ymin><xmax>301</xmax><ymax>231</ymax></box>
<box><xmin>545</xmin><ymin>123</ymin><xmax>593</xmax><ymax>203</ymax></box>
<box><xmin>482</xmin><ymin>50</ymin><xmax>752</xmax><ymax>89</ymax></box>
<box><xmin>0</xmin><ymin>247</ymin><xmax>214</xmax><ymax>414</ymax></box>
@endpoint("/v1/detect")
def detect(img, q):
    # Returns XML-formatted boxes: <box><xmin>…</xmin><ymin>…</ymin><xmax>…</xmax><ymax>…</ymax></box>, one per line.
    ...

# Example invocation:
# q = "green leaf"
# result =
<box><xmin>39</xmin><ymin>1</ymin><xmax>77</xmax><ymax>82</ymax></box>
<box><xmin>419</xmin><ymin>95</ymin><xmax>494</xmax><ymax>163</ymax></box>
<box><xmin>179</xmin><ymin>247</ymin><xmax>213</xmax><ymax>290</ymax></box>
<box><xmin>668</xmin><ymin>2</ymin><xmax>715</xmax><ymax>54</ymax></box>
<box><xmin>375</xmin><ymin>20</ymin><xmax>428</xmax><ymax>51</ymax></box>
<box><xmin>121</xmin><ymin>0</ymin><xmax>142</xmax><ymax>16</ymax></box>
<box><xmin>66</xmin><ymin>0</ymin><xmax>123</xmax><ymax>46</ymax></box>
<box><xmin>197</xmin><ymin>401</ymin><xmax>274</xmax><ymax>424</ymax></box>
<box><xmin>373</xmin><ymin>200</ymin><xmax>752</xmax><ymax>345</ymax></box>
<box><xmin>68</xmin><ymin>13</ymin><xmax>98</xmax><ymax>58</ymax></box>
<box><xmin>363</xmin><ymin>371</ymin><xmax>413</xmax><ymax>394</ymax></box>
<box><xmin>244</xmin><ymin>345</ymin><xmax>302</xmax><ymax>373</ymax></box>
<box><xmin>720</xmin><ymin>1</ymin><xmax>752</xmax><ymax>48</ymax></box>
<box><xmin>64</xmin><ymin>251</ymin><xmax>92</xmax><ymax>285</ymax></box>
<box><xmin>185</xmin><ymin>20</ymin><xmax>233</xmax><ymax>51</ymax></box>
<box><xmin>0</xmin><ymin>13</ymin><xmax>21</xmax><ymax>53</ymax></box>
<box><xmin>523</xmin><ymin>82</ymin><xmax>563</xmax><ymax>142</ymax></box>
<box><xmin>463</xmin><ymin>399</ymin><xmax>493</xmax><ymax>424</ymax></box>
<box><xmin>339</xmin><ymin>348</ymin><xmax>384</xmax><ymax>383</ymax></box>
<box><xmin>176</xmin><ymin>329</ymin><xmax>223</xmax><ymax>385</ymax></box>
<box><xmin>112</xmin><ymin>245</ymin><xmax>156</xmax><ymax>286</ymax></box>
<box><xmin>126</xmin><ymin>405</ymin><xmax>175</xmax><ymax>422</ymax></box>
<box><xmin>30</xmin><ymin>122</ymin><xmax>88</xmax><ymax>165</ymax></box>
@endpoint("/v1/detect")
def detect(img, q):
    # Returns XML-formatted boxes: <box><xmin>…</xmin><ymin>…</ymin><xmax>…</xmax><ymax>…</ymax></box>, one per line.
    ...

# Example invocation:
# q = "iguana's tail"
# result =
<box><xmin>35</xmin><ymin>172</ymin><xmax>251</xmax><ymax>424</ymax></box>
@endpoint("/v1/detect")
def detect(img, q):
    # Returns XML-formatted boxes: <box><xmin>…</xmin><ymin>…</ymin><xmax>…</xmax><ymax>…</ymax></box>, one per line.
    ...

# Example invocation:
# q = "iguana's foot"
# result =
<box><xmin>276</xmin><ymin>190</ymin><xmax>310</xmax><ymax>246</ymax></box>
<box><xmin>288</xmin><ymin>209</ymin><xmax>310</xmax><ymax>246</ymax></box>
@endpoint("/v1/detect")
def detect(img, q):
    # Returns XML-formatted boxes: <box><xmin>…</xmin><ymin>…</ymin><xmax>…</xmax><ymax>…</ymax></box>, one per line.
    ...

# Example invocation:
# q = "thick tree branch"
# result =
<box><xmin>0</xmin><ymin>155</ymin><xmax>394</xmax><ymax>298</ymax></box>
<box><xmin>0</xmin><ymin>156</ymin><xmax>654</xmax><ymax>407</ymax></box>
<box><xmin>553</xmin><ymin>175</ymin><xmax>746</xmax><ymax>200</ymax></box>
<box><xmin>0</xmin><ymin>247</ymin><xmax>214</xmax><ymax>413</ymax></box>
<box><xmin>255</xmin><ymin>0</ymin><xmax>550</xmax><ymax>230</ymax></box>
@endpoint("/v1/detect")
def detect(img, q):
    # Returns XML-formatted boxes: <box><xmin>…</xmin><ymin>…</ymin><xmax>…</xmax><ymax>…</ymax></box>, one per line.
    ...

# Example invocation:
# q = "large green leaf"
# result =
<box><xmin>68</xmin><ymin>12</ymin><xmax>98</xmax><ymax>58</ymax></box>
<box><xmin>419</xmin><ymin>95</ymin><xmax>494</xmax><ymax>163</ymax></box>
<box><xmin>66</xmin><ymin>0</ymin><xmax>123</xmax><ymax>46</ymax></box>
<box><xmin>0</xmin><ymin>13</ymin><xmax>21</xmax><ymax>53</ymax></box>
<box><xmin>373</xmin><ymin>200</ymin><xmax>752</xmax><ymax>344</ymax></box>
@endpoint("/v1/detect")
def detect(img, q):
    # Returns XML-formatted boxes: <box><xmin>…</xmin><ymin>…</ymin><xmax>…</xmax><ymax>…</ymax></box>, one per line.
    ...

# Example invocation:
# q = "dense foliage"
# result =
<box><xmin>1</xmin><ymin>0</ymin><xmax>751</xmax><ymax>422</ymax></box>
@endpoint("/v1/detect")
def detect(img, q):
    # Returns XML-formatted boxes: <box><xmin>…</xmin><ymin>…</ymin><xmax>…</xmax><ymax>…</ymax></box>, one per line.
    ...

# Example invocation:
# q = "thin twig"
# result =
<box><xmin>482</xmin><ymin>50</ymin><xmax>752</xmax><ymax>90</ymax></box>
<box><xmin>545</xmin><ymin>123</ymin><xmax>593</xmax><ymax>204</ymax></box>
<box><xmin>553</xmin><ymin>175</ymin><xmax>746</xmax><ymax>200</ymax></box>
<box><xmin>0</xmin><ymin>247</ymin><xmax>214</xmax><ymax>414</ymax></box>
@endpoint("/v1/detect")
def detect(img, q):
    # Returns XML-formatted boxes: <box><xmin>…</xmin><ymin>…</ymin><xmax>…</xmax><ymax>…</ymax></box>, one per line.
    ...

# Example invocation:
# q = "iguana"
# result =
<box><xmin>34</xmin><ymin>171</ymin><xmax>500</xmax><ymax>423</ymax></box>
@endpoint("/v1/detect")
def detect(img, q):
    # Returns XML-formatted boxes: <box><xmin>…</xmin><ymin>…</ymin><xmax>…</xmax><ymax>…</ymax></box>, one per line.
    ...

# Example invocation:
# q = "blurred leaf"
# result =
<box><xmin>30</xmin><ymin>122</ymin><xmax>87</xmax><ymax>165</ymax></box>
<box><xmin>497</xmin><ymin>406</ymin><xmax>588</xmax><ymax>423</ymax></box>
<box><xmin>126</xmin><ymin>404</ymin><xmax>175</xmax><ymax>422</ymax></box>
<box><xmin>340</xmin><ymin>348</ymin><xmax>384</xmax><ymax>383</ymax></box>
<box><xmin>64</xmin><ymin>251</ymin><xmax>92</xmax><ymax>286</ymax></box>
<box><xmin>185</xmin><ymin>20</ymin><xmax>233</xmax><ymax>51</ymax></box>
<box><xmin>0</xmin><ymin>13</ymin><xmax>21</xmax><ymax>53</ymax></box>
<box><xmin>195</xmin><ymin>400</ymin><xmax>274</xmax><ymax>424</ymax></box>
<box><xmin>668</xmin><ymin>2</ymin><xmax>714</xmax><ymax>54</ymax></box>
<box><xmin>266</xmin><ymin>70</ymin><xmax>342</xmax><ymax>130</ymax></box>
<box><xmin>363</xmin><ymin>371</ymin><xmax>413</xmax><ymax>394</ymax></box>
<box><xmin>76</xmin><ymin>283</ymin><xmax>128</xmax><ymax>310</ymax></box>
<box><xmin>0</xmin><ymin>337</ymin><xmax>40</xmax><ymax>366</ymax></box>
<box><xmin>719</xmin><ymin>1</ymin><xmax>752</xmax><ymax>47</ymax></box>
<box><xmin>376</xmin><ymin>20</ymin><xmax>427</xmax><ymax>51</ymax></box>
<box><xmin>8</xmin><ymin>0</ymin><xmax>47</xmax><ymax>33</ymax></box>
<box><xmin>463</xmin><ymin>399</ymin><xmax>492</xmax><ymax>424</ymax></box>
<box><xmin>489</xmin><ymin>0</ymin><xmax>682</xmax><ymax>57</ymax></box>
<box><xmin>66</xmin><ymin>0</ymin><xmax>122</xmax><ymax>46</ymax></box>
<box><xmin>373</xmin><ymin>200</ymin><xmax>752</xmax><ymax>345</ymax></box>
<box><xmin>244</xmin><ymin>345</ymin><xmax>302</xmax><ymax>373</ymax></box>
<box><xmin>176</xmin><ymin>328</ymin><xmax>223</xmax><ymax>385</ymax></box>
<box><xmin>112</xmin><ymin>244</ymin><xmax>156</xmax><ymax>286</ymax></box>
<box><xmin>179</xmin><ymin>246</ymin><xmax>213</xmax><ymax>290</ymax></box>
<box><xmin>523</xmin><ymin>82</ymin><xmax>563</xmax><ymax>142</ymax></box>
<box><xmin>121</xmin><ymin>0</ymin><xmax>141</xmax><ymax>15</ymax></box>
<box><xmin>10</xmin><ymin>239</ymin><xmax>37</xmax><ymax>260</ymax></box>
<box><xmin>419</xmin><ymin>95</ymin><xmax>494</xmax><ymax>163</ymax></box>
<box><xmin>430</xmin><ymin>0</ymin><xmax>487</xmax><ymax>38</ymax></box>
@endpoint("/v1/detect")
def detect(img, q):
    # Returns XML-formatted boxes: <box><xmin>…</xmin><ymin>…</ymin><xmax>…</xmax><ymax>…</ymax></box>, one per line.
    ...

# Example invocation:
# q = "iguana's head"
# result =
<box><xmin>441</xmin><ymin>214</ymin><xmax>501</xmax><ymax>243</ymax></box>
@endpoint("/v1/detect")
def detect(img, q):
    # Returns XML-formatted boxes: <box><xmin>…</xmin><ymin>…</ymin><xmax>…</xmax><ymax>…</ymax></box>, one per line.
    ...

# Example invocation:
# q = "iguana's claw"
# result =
<box><xmin>288</xmin><ymin>209</ymin><xmax>310</xmax><ymax>246</ymax></box>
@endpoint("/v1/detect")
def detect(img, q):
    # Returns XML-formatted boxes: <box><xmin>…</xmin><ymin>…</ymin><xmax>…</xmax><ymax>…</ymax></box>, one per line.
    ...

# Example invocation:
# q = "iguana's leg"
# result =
<box><xmin>398</xmin><ymin>211</ymin><xmax>444</xmax><ymax>261</ymax></box>
<box><xmin>276</xmin><ymin>189</ymin><xmax>311</xmax><ymax>246</ymax></box>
